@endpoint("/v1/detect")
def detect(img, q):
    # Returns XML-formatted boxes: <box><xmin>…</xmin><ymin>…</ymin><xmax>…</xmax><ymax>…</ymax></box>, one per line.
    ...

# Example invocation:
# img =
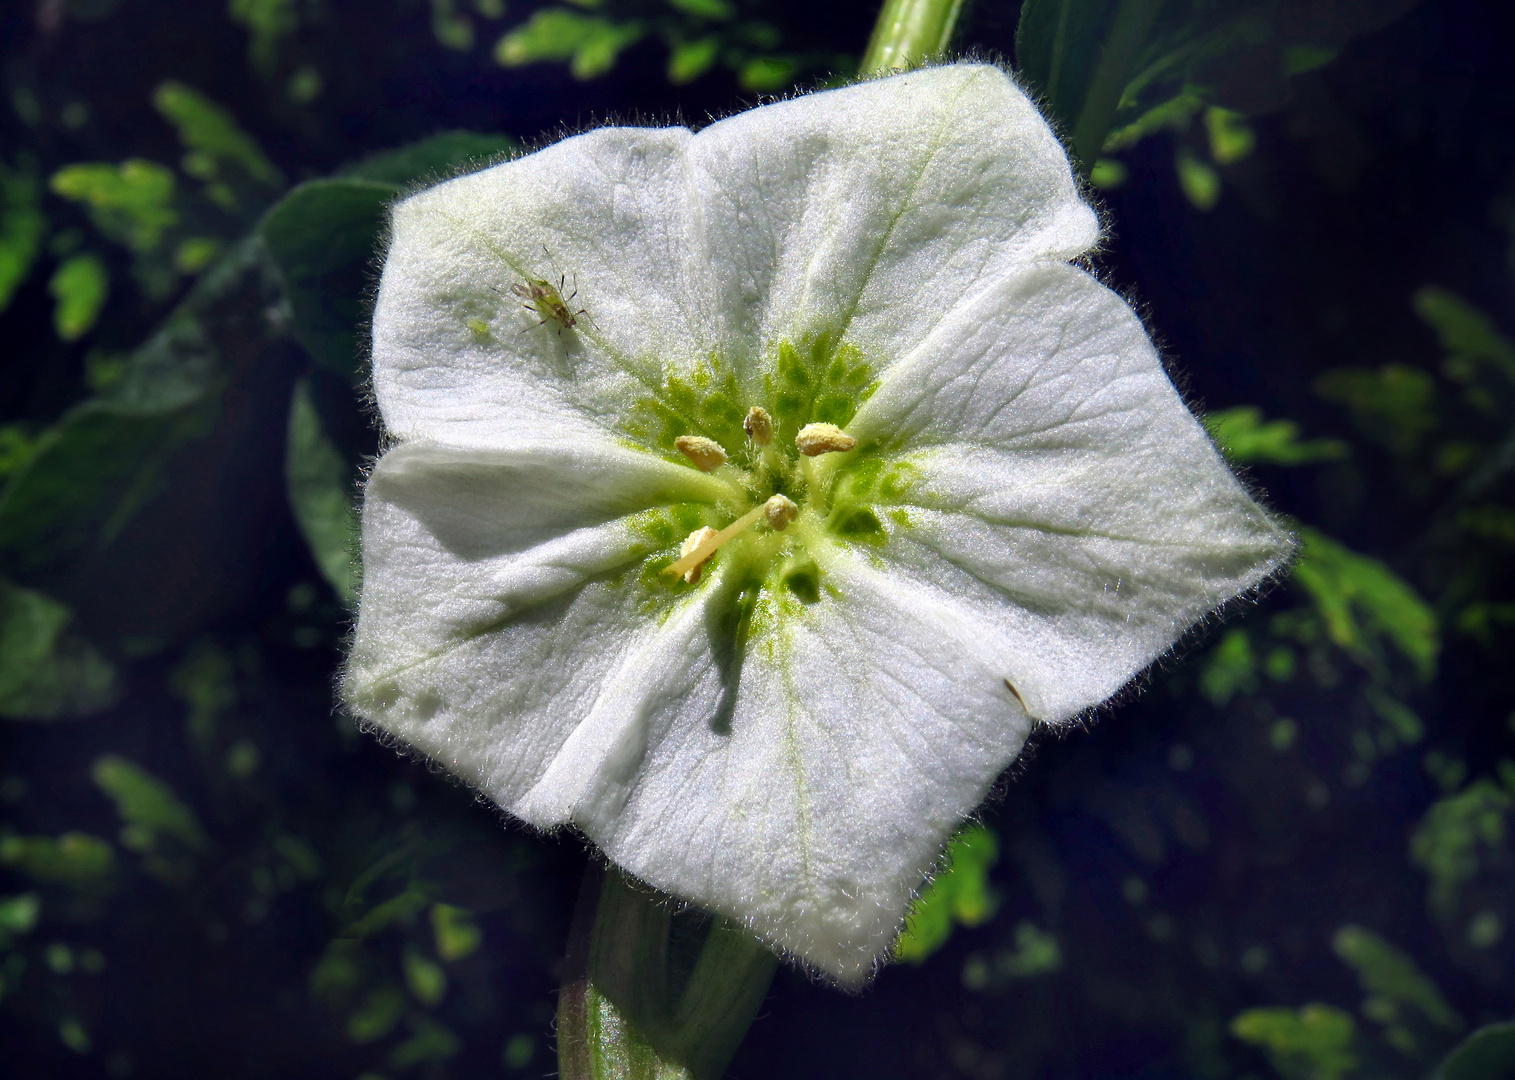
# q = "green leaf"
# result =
<box><xmin>1413</xmin><ymin>285</ymin><xmax>1515</xmax><ymax>383</ymax></box>
<box><xmin>260</xmin><ymin>179</ymin><xmax>393</xmax><ymax>377</ymax></box>
<box><xmin>493</xmin><ymin>10</ymin><xmax>644</xmax><ymax>79</ymax></box>
<box><xmin>1231</xmin><ymin>1004</ymin><xmax>1359</xmax><ymax>1080</ymax></box>
<box><xmin>430</xmin><ymin>903</ymin><xmax>483</xmax><ymax>961</ymax></box>
<box><xmin>894</xmin><ymin>824</ymin><xmax>999</xmax><ymax>963</ymax></box>
<box><xmin>92</xmin><ymin>754</ymin><xmax>208</xmax><ymax>852</ymax></box>
<box><xmin>666</xmin><ymin>0</ymin><xmax>732</xmax><ymax>19</ymax></box>
<box><xmin>51</xmin><ymin>160</ymin><xmax>179</xmax><ymax>253</ymax></box>
<box><xmin>1292</xmin><ymin>528</ymin><xmax>1439</xmax><ymax>679</ymax></box>
<box><xmin>0</xmin><ymin>156</ymin><xmax>47</xmax><ymax>314</ymax></box>
<box><xmin>1315</xmin><ymin>363</ymin><xmax>1437</xmax><ymax>454</ymax></box>
<box><xmin>667</xmin><ymin>37</ymin><xmax>720</xmax><ymax>84</ymax></box>
<box><xmin>0</xmin><ymin>578</ymin><xmax>118</xmax><ymax>720</ymax></box>
<box><xmin>48</xmin><ymin>252</ymin><xmax>109</xmax><ymax>341</ymax></box>
<box><xmin>1204</xmin><ymin>105</ymin><xmax>1256</xmax><ymax>164</ymax></box>
<box><xmin>0</xmin><ymin>892</ymin><xmax>41</xmax><ymax>935</ymax></box>
<box><xmin>1205</xmin><ymin>406</ymin><xmax>1349</xmax><ymax>465</ymax></box>
<box><xmin>0</xmin><ymin>832</ymin><xmax>116</xmax><ymax>889</ymax></box>
<box><xmin>1410</xmin><ymin>779</ymin><xmax>1511</xmax><ymax>922</ymax></box>
<box><xmin>1332</xmin><ymin>924</ymin><xmax>1463</xmax><ymax>1033</ymax></box>
<box><xmin>286</xmin><ymin>377</ymin><xmax>360</xmax><ymax>602</ymax></box>
<box><xmin>344</xmin><ymin>131</ymin><xmax>515</xmax><ymax>187</ymax></box>
<box><xmin>738</xmin><ymin>56</ymin><xmax>798</xmax><ymax>92</ymax></box>
<box><xmin>1434</xmin><ymin>1022</ymin><xmax>1515</xmax><ymax>1080</ymax></box>
<box><xmin>1199</xmin><ymin>627</ymin><xmax>1257</xmax><ymax>706</ymax></box>
<box><xmin>1176</xmin><ymin>145</ymin><xmax>1221</xmax><ymax>210</ymax></box>
<box><xmin>153</xmin><ymin>81</ymin><xmax>283</xmax><ymax>189</ymax></box>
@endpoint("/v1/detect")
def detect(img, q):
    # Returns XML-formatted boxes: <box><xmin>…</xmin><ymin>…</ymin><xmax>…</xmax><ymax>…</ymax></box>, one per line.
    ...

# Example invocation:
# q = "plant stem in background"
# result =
<box><xmin>1067</xmin><ymin>0</ymin><xmax>1165</xmax><ymax>170</ymax></box>
<box><xmin>557</xmin><ymin>862</ymin><xmax>779</xmax><ymax>1080</ymax></box>
<box><xmin>859</xmin><ymin>0</ymin><xmax>966</xmax><ymax>76</ymax></box>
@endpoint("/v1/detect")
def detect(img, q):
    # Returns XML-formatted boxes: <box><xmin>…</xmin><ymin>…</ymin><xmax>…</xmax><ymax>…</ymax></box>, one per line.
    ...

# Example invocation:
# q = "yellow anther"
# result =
<box><xmin>674</xmin><ymin>435</ymin><xmax>728</xmax><ymax>471</ymax></box>
<box><xmin>765</xmin><ymin>494</ymin><xmax>798</xmax><ymax>531</ymax></box>
<box><xmin>744</xmin><ymin>406</ymin><xmax>773</xmax><ymax>446</ymax></box>
<box><xmin>677</xmin><ymin>526</ymin><xmax>719</xmax><ymax>583</ymax></box>
<box><xmin>795</xmin><ymin>422</ymin><xmax>856</xmax><ymax>456</ymax></box>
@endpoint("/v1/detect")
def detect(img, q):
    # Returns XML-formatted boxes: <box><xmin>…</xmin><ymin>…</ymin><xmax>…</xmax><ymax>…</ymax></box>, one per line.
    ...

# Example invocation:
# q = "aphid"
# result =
<box><xmin>511</xmin><ymin>271</ymin><xmax>587</xmax><ymax>334</ymax></box>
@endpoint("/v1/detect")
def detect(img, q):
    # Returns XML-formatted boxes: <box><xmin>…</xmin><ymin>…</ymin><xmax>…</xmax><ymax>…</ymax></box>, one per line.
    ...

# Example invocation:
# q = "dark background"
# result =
<box><xmin>2</xmin><ymin>1</ymin><xmax>1513</xmax><ymax>1078</ymax></box>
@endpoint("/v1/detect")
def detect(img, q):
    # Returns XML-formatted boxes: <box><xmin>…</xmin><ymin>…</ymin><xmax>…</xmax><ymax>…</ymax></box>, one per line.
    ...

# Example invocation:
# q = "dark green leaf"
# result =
<box><xmin>286</xmin><ymin>377</ymin><xmax>360</xmax><ymax>602</ymax></box>
<box><xmin>1435</xmin><ymin>1021</ymin><xmax>1515</xmax><ymax>1080</ymax></box>
<box><xmin>343</xmin><ymin>131</ymin><xmax>515</xmax><ymax>187</ymax></box>
<box><xmin>260</xmin><ymin>179</ymin><xmax>394</xmax><ymax>378</ymax></box>
<box><xmin>0</xmin><ymin>578</ymin><xmax>118</xmax><ymax>720</ymax></box>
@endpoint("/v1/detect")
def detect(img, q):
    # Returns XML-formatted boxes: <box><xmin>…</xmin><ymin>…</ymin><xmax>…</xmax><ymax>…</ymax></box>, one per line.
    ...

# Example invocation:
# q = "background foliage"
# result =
<box><xmin>1</xmin><ymin>0</ymin><xmax>1513</xmax><ymax>1077</ymax></box>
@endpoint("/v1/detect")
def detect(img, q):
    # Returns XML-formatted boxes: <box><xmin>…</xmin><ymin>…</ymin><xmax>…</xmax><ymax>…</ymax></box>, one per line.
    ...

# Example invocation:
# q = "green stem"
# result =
<box><xmin>859</xmin><ymin>0</ymin><xmax>967</xmax><ymax>77</ymax></box>
<box><xmin>556</xmin><ymin>862</ymin><xmax>779</xmax><ymax>1080</ymax></box>
<box><xmin>1068</xmin><ymin>0</ymin><xmax>1166</xmax><ymax>170</ymax></box>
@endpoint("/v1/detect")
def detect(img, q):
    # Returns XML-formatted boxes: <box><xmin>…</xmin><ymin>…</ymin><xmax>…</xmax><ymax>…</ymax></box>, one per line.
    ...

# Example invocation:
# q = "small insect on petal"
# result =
<box><xmin>744</xmin><ymin>406</ymin><xmax>773</xmax><ymax>446</ymax></box>
<box><xmin>678</xmin><ymin>526</ymin><xmax>719</xmax><ymax>584</ymax></box>
<box><xmin>765</xmin><ymin>494</ymin><xmax>799</xmax><ymax>531</ymax></box>
<box><xmin>674</xmin><ymin>435</ymin><xmax>728</xmax><ymax>472</ymax></box>
<box><xmin>795</xmin><ymin>422</ymin><xmax>857</xmax><ymax>456</ymax></box>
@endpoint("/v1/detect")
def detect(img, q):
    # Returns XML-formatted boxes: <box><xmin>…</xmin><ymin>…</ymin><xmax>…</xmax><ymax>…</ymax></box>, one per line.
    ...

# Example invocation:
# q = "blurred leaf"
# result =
<box><xmin>1205</xmin><ymin>105</ymin><xmax>1256</xmax><ymax>163</ymax></box>
<box><xmin>0</xmin><ymin>425</ymin><xmax>39</xmax><ymax>481</ymax></box>
<box><xmin>347</xmin><ymin>984</ymin><xmax>406</xmax><ymax>1043</ymax></box>
<box><xmin>403</xmin><ymin>948</ymin><xmax>447</xmax><ymax>1006</ymax></box>
<box><xmin>0</xmin><ymin>578</ymin><xmax>118</xmax><ymax>720</ymax></box>
<box><xmin>493</xmin><ymin>10</ymin><xmax>644</xmax><ymax>79</ymax></box>
<box><xmin>738</xmin><ymin>55</ymin><xmax>797</xmax><ymax>92</ymax></box>
<box><xmin>1292</xmin><ymin>528</ymin><xmax>1439</xmax><ymax>679</ymax></box>
<box><xmin>1316</xmin><ymin>363</ymin><xmax>1437</xmax><ymax>454</ymax></box>
<box><xmin>0</xmin><ymin>893</ymin><xmax>41</xmax><ymax>935</ymax></box>
<box><xmin>48</xmin><ymin>252</ymin><xmax>109</xmax><ymax>341</ymax></box>
<box><xmin>1414</xmin><ymin>285</ymin><xmax>1515</xmax><ymax>384</ymax></box>
<box><xmin>1089</xmin><ymin>157</ymin><xmax>1128</xmax><ymax>188</ymax></box>
<box><xmin>153</xmin><ymin>81</ymin><xmax>283</xmax><ymax>189</ymax></box>
<box><xmin>1199</xmin><ymin>627</ymin><xmax>1257</xmax><ymax>706</ymax></box>
<box><xmin>1206</xmin><ymin>406</ymin><xmax>1349</xmax><ymax>465</ymax></box>
<box><xmin>0</xmin><ymin>833</ymin><xmax>116</xmax><ymax>889</ymax></box>
<box><xmin>1231</xmin><ymin>1004</ymin><xmax>1359</xmax><ymax>1080</ymax></box>
<box><xmin>286</xmin><ymin>378</ymin><xmax>359</xmax><ymax>602</ymax></box>
<box><xmin>1176</xmin><ymin>146</ymin><xmax>1221</xmax><ymax>210</ymax></box>
<box><xmin>343</xmin><ymin>130</ymin><xmax>514</xmax><ymax>186</ymax></box>
<box><xmin>169</xmin><ymin>638</ymin><xmax>237</xmax><ymax>751</ymax></box>
<box><xmin>1410</xmin><ymin>779</ymin><xmax>1511</xmax><ymax>922</ymax></box>
<box><xmin>91</xmin><ymin>755</ymin><xmax>208</xmax><ymax>852</ymax></box>
<box><xmin>1333</xmin><ymin>925</ymin><xmax>1463</xmax><ymax>1034</ymax></box>
<box><xmin>1434</xmin><ymin>1022</ymin><xmax>1515</xmax><ymax>1080</ymax></box>
<box><xmin>895</xmin><ymin>824</ymin><xmax>999</xmax><ymax>963</ymax></box>
<box><xmin>51</xmin><ymin>160</ymin><xmax>178</xmax><ymax>253</ymax></box>
<box><xmin>229</xmin><ymin>0</ymin><xmax>303</xmax><ymax>71</ymax></box>
<box><xmin>389</xmin><ymin>1018</ymin><xmax>461</xmax><ymax>1067</ymax></box>
<box><xmin>1016</xmin><ymin>0</ymin><xmax>1426</xmax><ymax>168</ymax></box>
<box><xmin>431</xmin><ymin>0</ymin><xmax>475</xmax><ymax>51</ymax></box>
<box><xmin>667</xmin><ymin>0</ymin><xmax>732</xmax><ymax>18</ymax></box>
<box><xmin>430</xmin><ymin>903</ymin><xmax>482</xmax><ymax>961</ymax></box>
<box><xmin>667</xmin><ymin>36</ymin><xmax>720</xmax><ymax>83</ymax></box>
<box><xmin>0</xmin><ymin>156</ymin><xmax>47</xmax><ymax>314</ymax></box>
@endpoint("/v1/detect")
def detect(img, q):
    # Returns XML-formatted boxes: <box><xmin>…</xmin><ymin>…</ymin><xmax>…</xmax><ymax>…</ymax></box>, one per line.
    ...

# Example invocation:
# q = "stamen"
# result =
<box><xmin>795</xmin><ymin>422</ymin><xmax>856</xmax><ymax>456</ymax></box>
<box><xmin>744</xmin><ymin>406</ymin><xmax>773</xmax><ymax>446</ymax></box>
<box><xmin>675</xmin><ymin>435</ymin><xmax>728</xmax><ymax>471</ymax></box>
<box><xmin>678</xmin><ymin>526</ymin><xmax>719</xmax><ymax>583</ymax></box>
<box><xmin>664</xmin><ymin>495</ymin><xmax>796</xmax><ymax>580</ymax></box>
<box><xmin>765</xmin><ymin>494</ymin><xmax>798</xmax><ymax>530</ymax></box>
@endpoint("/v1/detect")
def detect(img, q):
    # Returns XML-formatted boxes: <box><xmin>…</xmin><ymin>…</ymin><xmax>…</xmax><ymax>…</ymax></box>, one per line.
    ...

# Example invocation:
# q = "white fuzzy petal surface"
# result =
<box><xmin>348</xmin><ymin>63</ymin><xmax>1293</xmax><ymax>982</ymax></box>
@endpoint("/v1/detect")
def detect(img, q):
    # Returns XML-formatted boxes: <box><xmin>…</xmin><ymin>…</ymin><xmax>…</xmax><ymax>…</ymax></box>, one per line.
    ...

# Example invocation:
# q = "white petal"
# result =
<box><xmin>370</xmin><ymin>64</ymin><xmax>1097</xmax><ymax>449</ymax></box>
<box><xmin>686</xmin><ymin>63</ymin><xmax>1098</xmax><ymax>369</ymax></box>
<box><xmin>370</xmin><ymin>126</ymin><xmax>713</xmax><ymax>448</ymax></box>
<box><xmin>591</xmin><ymin>548</ymin><xmax>1033</xmax><ymax>982</ymax></box>
<box><xmin>844</xmin><ymin>262</ymin><xmax>1294</xmax><ymax>721</ymax></box>
<box><xmin>343</xmin><ymin>436</ymin><xmax>733</xmax><ymax>798</ymax></box>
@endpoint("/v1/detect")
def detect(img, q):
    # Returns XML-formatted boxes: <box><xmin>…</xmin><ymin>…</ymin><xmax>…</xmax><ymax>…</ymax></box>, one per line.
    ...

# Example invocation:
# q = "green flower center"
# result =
<box><xmin>621</xmin><ymin>335</ymin><xmax>915</xmax><ymax>613</ymax></box>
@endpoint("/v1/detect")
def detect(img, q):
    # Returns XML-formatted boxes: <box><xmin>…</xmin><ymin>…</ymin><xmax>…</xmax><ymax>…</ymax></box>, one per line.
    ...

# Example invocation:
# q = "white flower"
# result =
<box><xmin>344</xmin><ymin>63</ymin><xmax>1292</xmax><ymax>983</ymax></box>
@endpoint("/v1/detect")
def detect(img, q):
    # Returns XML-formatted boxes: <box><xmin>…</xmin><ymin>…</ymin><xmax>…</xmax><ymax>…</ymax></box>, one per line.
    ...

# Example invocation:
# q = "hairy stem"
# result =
<box><xmin>860</xmin><ymin>0</ymin><xmax>967</xmax><ymax>76</ymax></box>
